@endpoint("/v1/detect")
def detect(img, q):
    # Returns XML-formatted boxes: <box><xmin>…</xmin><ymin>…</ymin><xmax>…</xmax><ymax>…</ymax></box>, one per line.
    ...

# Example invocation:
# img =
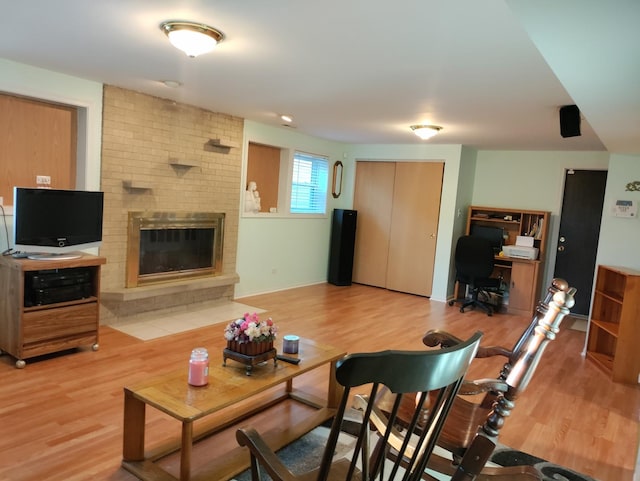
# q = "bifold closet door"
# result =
<box><xmin>386</xmin><ymin>162</ymin><xmax>443</xmax><ymax>297</ymax></box>
<box><xmin>352</xmin><ymin>162</ymin><xmax>395</xmax><ymax>288</ymax></box>
<box><xmin>353</xmin><ymin>161</ymin><xmax>443</xmax><ymax>297</ymax></box>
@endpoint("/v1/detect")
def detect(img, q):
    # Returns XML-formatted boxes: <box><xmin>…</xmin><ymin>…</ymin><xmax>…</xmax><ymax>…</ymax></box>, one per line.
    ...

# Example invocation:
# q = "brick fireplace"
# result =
<box><xmin>98</xmin><ymin>86</ymin><xmax>243</xmax><ymax>324</ymax></box>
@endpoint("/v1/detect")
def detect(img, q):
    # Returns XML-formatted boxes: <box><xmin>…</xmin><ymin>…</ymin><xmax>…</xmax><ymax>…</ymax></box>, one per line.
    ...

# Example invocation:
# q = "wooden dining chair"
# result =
<box><xmin>235</xmin><ymin>331</ymin><xmax>483</xmax><ymax>481</ymax></box>
<box><xmin>362</xmin><ymin>278</ymin><xmax>576</xmax><ymax>481</ymax></box>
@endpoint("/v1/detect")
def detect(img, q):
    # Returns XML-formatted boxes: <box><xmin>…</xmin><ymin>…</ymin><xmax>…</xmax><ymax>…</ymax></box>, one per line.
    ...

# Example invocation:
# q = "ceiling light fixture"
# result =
<box><xmin>161</xmin><ymin>80</ymin><xmax>182</xmax><ymax>88</ymax></box>
<box><xmin>280</xmin><ymin>114</ymin><xmax>293</xmax><ymax>123</ymax></box>
<box><xmin>160</xmin><ymin>21</ymin><xmax>224</xmax><ymax>58</ymax></box>
<box><xmin>410</xmin><ymin>124</ymin><xmax>442</xmax><ymax>140</ymax></box>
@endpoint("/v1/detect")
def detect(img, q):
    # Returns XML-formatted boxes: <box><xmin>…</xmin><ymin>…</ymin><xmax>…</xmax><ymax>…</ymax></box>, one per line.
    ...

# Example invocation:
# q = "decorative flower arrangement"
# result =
<box><xmin>224</xmin><ymin>312</ymin><xmax>277</xmax><ymax>344</ymax></box>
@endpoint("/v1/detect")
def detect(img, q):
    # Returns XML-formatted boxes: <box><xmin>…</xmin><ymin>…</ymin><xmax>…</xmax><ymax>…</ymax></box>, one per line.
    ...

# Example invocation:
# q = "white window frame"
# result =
<box><xmin>289</xmin><ymin>151</ymin><xmax>329</xmax><ymax>216</ymax></box>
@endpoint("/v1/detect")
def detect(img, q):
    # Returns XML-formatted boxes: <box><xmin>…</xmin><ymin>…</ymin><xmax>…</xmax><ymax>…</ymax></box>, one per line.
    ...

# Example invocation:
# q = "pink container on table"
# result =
<box><xmin>188</xmin><ymin>347</ymin><xmax>209</xmax><ymax>386</ymax></box>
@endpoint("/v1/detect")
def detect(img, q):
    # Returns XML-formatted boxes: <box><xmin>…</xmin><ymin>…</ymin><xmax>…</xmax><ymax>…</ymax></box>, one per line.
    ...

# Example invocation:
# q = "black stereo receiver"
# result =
<box><xmin>24</xmin><ymin>268</ymin><xmax>93</xmax><ymax>307</ymax></box>
<box><xmin>29</xmin><ymin>268</ymin><xmax>91</xmax><ymax>289</ymax></box>
<box><xmin>28</xmin><ymin>283</ymin><xmax>92</xmax><ymax>307</ymax></box>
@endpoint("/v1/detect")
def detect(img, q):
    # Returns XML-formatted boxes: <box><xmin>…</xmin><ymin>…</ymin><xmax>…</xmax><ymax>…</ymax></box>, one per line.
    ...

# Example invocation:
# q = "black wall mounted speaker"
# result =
<box><xmin>560</xmin><ymin>105</ymin><xmax>581</xmax><ymax>138</ymax></box>
<box><xmin>328</xmin><ymin>209</ymin><xmax>357</xmax><ymax>286</ymax></box>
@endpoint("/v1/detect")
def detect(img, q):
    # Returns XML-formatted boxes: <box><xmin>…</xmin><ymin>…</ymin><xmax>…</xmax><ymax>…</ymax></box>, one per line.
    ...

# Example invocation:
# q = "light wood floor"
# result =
<box><xmin>0</xmin><ymin>283</ymin><xmax>638</xmax><ymax>481</ymax></box>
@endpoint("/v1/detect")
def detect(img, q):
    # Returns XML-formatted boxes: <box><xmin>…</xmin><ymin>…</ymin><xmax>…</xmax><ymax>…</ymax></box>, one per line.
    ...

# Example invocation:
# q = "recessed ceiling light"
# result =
<box><xmin>160</xmin><ymin>21</ymin><xmax>224</xmax><ymax>58</ymax></box>
<box><xmin>280</xmin><ymin>114</ymin><xmax>293</xmax><ymax>123</ymax></box>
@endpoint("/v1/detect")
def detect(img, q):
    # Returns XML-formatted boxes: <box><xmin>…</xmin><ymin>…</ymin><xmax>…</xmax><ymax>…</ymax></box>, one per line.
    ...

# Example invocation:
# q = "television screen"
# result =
<box><xmin>13</xmin><ymin>187</ymin><xmax>104</xmax><ymax>259</ymax></box>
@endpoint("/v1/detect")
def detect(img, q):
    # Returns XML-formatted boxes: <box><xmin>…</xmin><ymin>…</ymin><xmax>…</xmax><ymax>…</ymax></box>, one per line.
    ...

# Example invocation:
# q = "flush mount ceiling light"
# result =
<box><xmin>161</xmin><ymin>80</ymin><xmax>182</xmax><ymax>88</ymax></box>
<box><xmin>160</xmin><ymin>21</ymin><xmax>224</xmax><ymax>58</ymax></box>
<box><xmin>410</xmin><ymin>124</ymin><xmax>442</xmax><ymax>140</ymax></box>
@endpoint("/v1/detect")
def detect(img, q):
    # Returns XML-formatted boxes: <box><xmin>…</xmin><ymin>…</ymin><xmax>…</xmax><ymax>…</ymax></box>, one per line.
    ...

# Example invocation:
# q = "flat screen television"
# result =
<box><xmin>13</xmin><ymin>187</ymin><xmax>104</xmax><ymax>260</ymax></box>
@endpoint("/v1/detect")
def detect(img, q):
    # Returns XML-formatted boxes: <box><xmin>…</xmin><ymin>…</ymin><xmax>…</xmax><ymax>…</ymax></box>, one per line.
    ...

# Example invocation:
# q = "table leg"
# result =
<box><xmin>180</xmin><ymin>421</ymin><xmax>194</xmax><ymax>481</ymax></box>
<box><xmin>122</xmin><ymin>389</ymin><xmax>146</xmax><ymax>461</ymax></box>
<box><xmin>327</xmin><ymin>359</ymin><xmax>342</xmax><ymax>409</ymax></box>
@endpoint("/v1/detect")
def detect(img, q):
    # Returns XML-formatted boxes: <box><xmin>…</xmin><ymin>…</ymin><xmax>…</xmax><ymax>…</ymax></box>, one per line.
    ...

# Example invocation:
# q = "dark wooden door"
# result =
<box><xmin>553</xmin><ymin>169</ymin><xmax>607</xmax><ymax>316</ymax></box>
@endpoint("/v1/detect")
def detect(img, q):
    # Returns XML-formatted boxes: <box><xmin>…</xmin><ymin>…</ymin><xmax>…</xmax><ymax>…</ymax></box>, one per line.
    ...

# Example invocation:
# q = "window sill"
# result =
<box><xmin>242</xmin><ymin>212</ymin><xmax>328</xmax><ymax>219</ymax></box>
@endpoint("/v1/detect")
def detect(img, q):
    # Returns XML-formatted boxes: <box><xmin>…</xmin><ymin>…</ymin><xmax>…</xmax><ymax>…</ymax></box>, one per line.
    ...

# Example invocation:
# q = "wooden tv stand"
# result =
<box><xmin>0</xmin><ymin>253</ymin><xmax>106</xmax><ymax>368</ymax></box>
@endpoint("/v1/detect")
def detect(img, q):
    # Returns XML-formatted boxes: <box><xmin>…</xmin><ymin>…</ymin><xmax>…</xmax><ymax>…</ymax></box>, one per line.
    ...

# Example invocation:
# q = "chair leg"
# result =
<box><xmin>459</xmin><ymin>289</ymin><xmax>494</xmax><ymax>316</ymax></box>
<box><xmin>450</xmin><ymin>286</ymin><xmax>496</xmax><ymax>316</ymax></box>
<box><xmin>460</xmin><ymin>298</ymin><xmax>474</xmax><ymax>312</ymax></box>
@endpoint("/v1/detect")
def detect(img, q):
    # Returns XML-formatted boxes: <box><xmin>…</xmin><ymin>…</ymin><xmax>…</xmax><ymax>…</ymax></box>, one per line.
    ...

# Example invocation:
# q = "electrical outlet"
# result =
<box><xmin>36</xmin><ymin>175</ymin><xmax>51</xmax><ymax>184</ymax></box>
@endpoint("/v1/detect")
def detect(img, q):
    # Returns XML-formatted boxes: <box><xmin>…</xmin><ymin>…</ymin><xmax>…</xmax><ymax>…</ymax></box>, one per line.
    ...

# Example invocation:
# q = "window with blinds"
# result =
<box><xmin>290</xmin><ymin>152</ymin><xmax>328</xmax><ymax>214</ymax></box>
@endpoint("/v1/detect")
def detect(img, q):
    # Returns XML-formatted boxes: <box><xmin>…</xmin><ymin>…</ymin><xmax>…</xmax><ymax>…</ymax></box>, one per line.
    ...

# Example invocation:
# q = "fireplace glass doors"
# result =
<box><xmin>126</xmin><ymin>212</ymin><xmax>224</xmax><ymax>287</ymax></box>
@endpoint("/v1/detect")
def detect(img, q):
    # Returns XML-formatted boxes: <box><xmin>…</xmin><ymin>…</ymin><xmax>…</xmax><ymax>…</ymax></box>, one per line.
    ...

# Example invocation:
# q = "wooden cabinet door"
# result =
<box><xmin>509</xmin><ymin>261</ymin><xmax>537</xmax><ymax>315</ymax></box>
<box><xmin>352</xmin><ymin>162</ymin><xmax>395</xmax><ymax>287</ymax></box>
<box><xmin>386</xmin><ymin>162</ymin><xmax>443</xmax><ymax>297</ymax></box>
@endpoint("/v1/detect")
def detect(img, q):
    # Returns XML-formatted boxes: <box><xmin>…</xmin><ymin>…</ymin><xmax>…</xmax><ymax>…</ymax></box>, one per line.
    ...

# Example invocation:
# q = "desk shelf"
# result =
<box><xmin>468</xmin><ymin>206</ymin><xmax>549</xmax><ymax>253</ymax></box>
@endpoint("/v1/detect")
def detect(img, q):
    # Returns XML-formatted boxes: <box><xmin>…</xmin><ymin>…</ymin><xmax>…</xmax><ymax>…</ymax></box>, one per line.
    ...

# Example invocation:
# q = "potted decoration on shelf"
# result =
<box><xmin>224</xmin><ymin>312</ymin><xmax>278</xmax><ymax>356</ymax></box>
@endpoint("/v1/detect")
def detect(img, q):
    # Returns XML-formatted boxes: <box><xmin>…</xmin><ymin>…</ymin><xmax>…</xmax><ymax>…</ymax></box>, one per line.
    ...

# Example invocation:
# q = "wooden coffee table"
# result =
<box><xmin>122</xmin><ymin>338</ymin><xmax>346</xmax><ymax>481</ymax></box>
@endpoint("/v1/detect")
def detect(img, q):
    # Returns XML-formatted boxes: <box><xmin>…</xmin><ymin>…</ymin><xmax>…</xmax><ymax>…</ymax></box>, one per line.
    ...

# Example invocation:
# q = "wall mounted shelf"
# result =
<box><xmin>169</xmin><ymin>157</ymin><xmax>200</xmax><ymax>168</ymax></box>
<box><xmin>206</xmin><ymin>138</ymin><xmax>239</xmax><ymax>152</ymax></box>
<box><xmin>208</xmin><ymin>138</ymin><xmax>239</xmax><ymax>149</ymax></box>
<box><xmin>123</xmin><ymin>180</ymin><xmax>152</xmax><ymax>191</ymax></box>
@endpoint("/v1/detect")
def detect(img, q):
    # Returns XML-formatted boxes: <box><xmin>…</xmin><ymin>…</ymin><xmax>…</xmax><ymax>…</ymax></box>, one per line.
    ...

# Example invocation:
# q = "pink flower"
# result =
<box><xmin>225</xmin><ymin>313</ymin><xmax>277</xmax><ymax>343</ymax></box>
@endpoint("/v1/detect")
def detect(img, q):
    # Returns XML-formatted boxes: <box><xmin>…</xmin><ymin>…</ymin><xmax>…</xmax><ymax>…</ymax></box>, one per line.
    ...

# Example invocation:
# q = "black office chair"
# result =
<box><xmin>449</xmin><ymin>235</ymin><xmax>502</xmax><ymax>316</ymax></box>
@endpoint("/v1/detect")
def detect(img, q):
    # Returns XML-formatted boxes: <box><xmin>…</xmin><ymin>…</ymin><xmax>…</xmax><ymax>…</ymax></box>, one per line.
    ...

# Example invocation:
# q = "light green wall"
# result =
<box><xmin>236</xmin><ymin>127</ymin><xmax>469</xmax><ymax>302</ymax></box>
<box><xmin>472</xmin><ymin>151</ymin><xmax>610</xmax><ymax>290</ymax></box>
<box><xmin>235</xmin><ymin>121</ymin><xmax>350</xmax><ymax>298</ymax></box>
<box><xmin>596</xmin><ymin>154</ymin><xmax>640</xmax><ymax>270</ymax></box>
<box><xmin>472</xmin><ymin>151</ymin><xmax>610</xmax><ymax>211</ymax></box>
<box><xmin>452</xmin><ymin>147</ymin><xmax>479</xmax><ymax>284</ymax></box>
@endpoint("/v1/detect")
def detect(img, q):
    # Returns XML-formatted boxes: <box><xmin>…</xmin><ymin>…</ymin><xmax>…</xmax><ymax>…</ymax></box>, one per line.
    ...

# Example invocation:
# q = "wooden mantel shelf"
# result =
<box><xmin>101</xmin><ymin>273</ymin><xmax>239</xmax><ymax>302</ymax></box>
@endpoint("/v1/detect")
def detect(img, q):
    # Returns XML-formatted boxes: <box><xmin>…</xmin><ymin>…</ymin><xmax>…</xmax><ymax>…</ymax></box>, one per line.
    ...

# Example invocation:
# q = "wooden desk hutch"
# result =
<box><xmin>462</xmin><ymin>206</ymin><xmax>550</xmax><ymax>317</ymax></box>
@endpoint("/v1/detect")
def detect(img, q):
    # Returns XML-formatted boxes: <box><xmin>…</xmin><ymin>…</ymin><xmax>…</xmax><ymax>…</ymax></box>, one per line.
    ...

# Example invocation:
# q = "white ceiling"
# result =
<box><xmin>1</xmin><ymin>0</ymin><xmax>638</xmax><ymax>153</ymax></box>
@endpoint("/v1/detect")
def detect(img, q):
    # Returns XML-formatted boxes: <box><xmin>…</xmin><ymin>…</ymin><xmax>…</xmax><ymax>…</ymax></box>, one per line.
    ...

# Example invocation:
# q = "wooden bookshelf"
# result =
<box><xmin>586</xmin><ymin>265</ymin><xmax>640</xmax><ymax>384</ymax></box>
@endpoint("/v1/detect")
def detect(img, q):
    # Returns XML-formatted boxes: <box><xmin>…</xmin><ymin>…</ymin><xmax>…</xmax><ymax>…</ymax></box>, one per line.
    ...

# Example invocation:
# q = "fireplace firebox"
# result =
<box><xmin>126</xmin><ymin>212</ymin><xmax>224</xmax><ymax>287</ymax></box>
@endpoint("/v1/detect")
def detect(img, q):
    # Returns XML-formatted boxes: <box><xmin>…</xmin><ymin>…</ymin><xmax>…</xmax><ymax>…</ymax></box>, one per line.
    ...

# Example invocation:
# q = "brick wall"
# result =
<box><xmin>99</xmin><ymin>86</ymin><xmax>243</xmax><ymax>323</ymax></box>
